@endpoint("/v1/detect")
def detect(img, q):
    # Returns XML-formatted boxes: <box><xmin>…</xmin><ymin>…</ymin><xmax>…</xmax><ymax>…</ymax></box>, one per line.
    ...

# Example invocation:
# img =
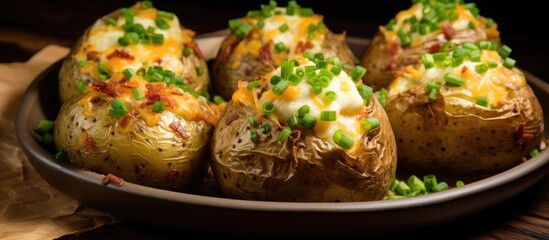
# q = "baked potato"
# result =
<box><xmin>210</xmin><ymin>58</ymin><xmax>397</xmax><ymax>202</ymax></box>
<box><xmin>54</xmin><ymin>69</ymin><xmax>223</xmax><ymax>191</ymax></box>
<box><xmin>384</xmin><ymin>42</ymin><xmax>544</xmax><ymax>174</ymax></box>
<box><xmin>213</xmin><ymin>1</ymin><xmax>355</xmax><ymax>99</ymax></box>
<box><xmin>59</xmin><ymin>1</ymin><xmax>209</xmax><ymax>103</ymax></box>
<box><xmin>360</xmin><ymin>0</ymin><xmax>500</xmax><ymax>90</ymax></box>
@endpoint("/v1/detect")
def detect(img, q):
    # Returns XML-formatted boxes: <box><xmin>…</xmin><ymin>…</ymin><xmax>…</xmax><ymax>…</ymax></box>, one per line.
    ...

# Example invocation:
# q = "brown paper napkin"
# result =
<box><xmin>0</xmin><ymin>45</ymin><xmax>117</xmax><ymax>240</ymax></box>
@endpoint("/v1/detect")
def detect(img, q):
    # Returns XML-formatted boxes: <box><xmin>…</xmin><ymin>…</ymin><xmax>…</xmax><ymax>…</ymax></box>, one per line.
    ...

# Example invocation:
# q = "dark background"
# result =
<box><xmin>0</xmin><ymin>0</ymin><xmax>549</xmax><ymax>81</ymax></box>
<box><xmin>1</xmin><ymin>0</ymin><xmax>547</xmax><ymax>82</ymax></box>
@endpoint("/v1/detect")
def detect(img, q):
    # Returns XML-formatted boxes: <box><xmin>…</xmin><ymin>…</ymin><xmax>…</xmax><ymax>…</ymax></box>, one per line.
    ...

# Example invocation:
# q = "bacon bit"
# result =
<box><xmin>134</xmin><ymin>164</ymin><xmax>145</xmax><ymax>178</ymax></box>
<box><xmin>461</xmin><ymin>66</ymin><xmax>469</xmax><ymax>74</ymax></box>
<box><xmin>295</xmin><ymin>41</ymin><xmax>314</xmax><ymax>54</ymax></box>
<box><xmin>102</xmin><ymin>173</ymin><xmax>125</xmax><ymax>186</ymax></box>
<box><xmin>225</xmin><ymin>112</ymin><xmax>239</xmax><ymax>125</ymax></box>
<box><xmin>190</xmin><ymin>43</ymin><xmax>204</xmax><ymax>60</ymax></box>
<box><xmin>120</xmin><ymin>109</ymin><xmax>136</xmax><ymax>128</ymax></box>
<box><xmin>84</xmin><ymin>132</ymin><xmax>95</xmax><ymax>153</ymax></box>
<box><xmin>388</xmin><ymin>38</ymin><xmax>400</xmax><ymax>56</ymax></box>
<box><xmin>442</xmin><ymin>23</ymin><xmax>456</xmax><ymax>40</ymax></box>
<box><xmin>169</xmin><ymin>121</ymin><xmax>190</xmax><ymax>140</ymax></box>
<box><xmin>107</xmin><ymin>49</ymin><xmax>135</xmax><ymax>60</ymax></box>
<box><xmin>167</xmin><ymin>169</ymin><xmax>179</xmax><ymax>180</ymax></box>
<box><xmin>144</xmin><ymin>83</ymin><xmax>175</xmax><ymax>108</ymax></box>
<box><xmin>91</xmin><ymin>81</ymin><xmax>120</xmax><ymax>97</ymax></box>
<box><xmin>259</xmin><ymin>41</ymin><xmax>272</xmax><ymax>65</ymax></box>
<box><xmin>153</xmin><ymin>58</ymin><xmax>163</xmax><ymax>65</ymax></box>
<box><xmin>514</xmin><ymin>123</ymin><xmax>534</xmax><ymax>150</ymax></box>
<box><xmin>429</xmin><ymin>44</ymin><xmax>442</xmax><ymax>53</ymax></box>
<box><xmin>87</xmin><ymin>51</ymin><xmax>100</xmax><ymax>62</ymax></box>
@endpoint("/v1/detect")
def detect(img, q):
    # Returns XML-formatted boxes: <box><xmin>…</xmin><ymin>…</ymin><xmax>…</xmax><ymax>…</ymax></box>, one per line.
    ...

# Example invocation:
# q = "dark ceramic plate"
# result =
<box><xmin>15</xmin><ymin>33</ymin><xmax>549</xmax><ymax>236</ymax></box>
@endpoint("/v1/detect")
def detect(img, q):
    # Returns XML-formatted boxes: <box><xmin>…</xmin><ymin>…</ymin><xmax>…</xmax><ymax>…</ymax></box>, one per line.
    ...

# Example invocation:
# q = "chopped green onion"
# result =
<box><xmin>247</xmin><ymin>10</ymin><xmax>262</xmax><ymax>18</ymax></box>
<box><xmin>456</xmin><ymin>180</ymin><xmax>465</xmax><ymax>187</ymax></box>
<box><xmin>141</xmin><ymin>1</ymin><xmax>153</xmax><ymax>9</ymax></box>
<box><xmin>250</xmin><ymin>130</ymin><xmax>259</xmax><ymax>143</ymax></box>
<box><xmin>279</xmin><ymin>23</ymin><xmax>289</xmax><ymax>32</ymax></box>
<box><xmin>262</xmin><ymin>102</ymin><xmax>275</xmax><ymax>115</ymax></box>
<box><xmin>421</xmin><ymin>53</ymin><xmax>435</xmax><ymax>69</ymax></box>
<box><xmin>257</xmin><ymin>20</ymin><xmax>265</xmax><ymax>29</ymax></box>
<box><xmin>374</xmin><ymin>88</ymin><xmax>388</xmax><ymax>107</ymax></box>
<box><xmin>386</xmin><ymin>18</ymin><xmax>396</xmax><ymax>31</ymax></box>
<box><xmin>55</xmin><ymin>149</ymin><xmax>68</xmax><ymax>161</ymax></box>
<box><xmin>503</xmin><ymin>57</ymin><xmax>516</xmax><ymax>69</ymax></box>
<box><xmin>453</xmin><ymin>47</ymin><xmax>469</xmax><ymax>58</ymax></box>
<box><xmin>77</xmin><ymin>61</ymin><xmax>89</xmax><ymax>68</ymax></box>
<box><xmin>275</xmin><ymin>42</ymin><xmax>286</xmax><ymax>53</ymax></box>
<box><xmin>109</xmin><ymin>98</ymin><xmax>128</xmax><ymax>117</ymax></box>
<box><xmin>442</xmin><ymin>41</ymin><xmax>456</xmax><ymax>52</ymax></box>
<box><xmin>247</xmin><ymin>115</ymin><xmax>256</xmax><ymax>127</ymax></box>
<box><xmin>152</xmin><ymin>101</ymin><xmax>166</xmax><ymax>113</ymax></box>
<box><xmin>426</xmin><ymin>81</ymin><xmax>442</xmax><ymax>90</ymax></box>
<box><xmin>324</xmin><ymin>91</ymin><xmax>337</xmax><ymax>102</ymax></box>
<box><xmin>270</xmin><ymin>75</ymin><xmax>282</xmax><ymax>85</ymax></box>
<box><xmin>297</xmin><ymin>105</ymin><xmax>310</xmax><ymax>118</ymax></box>
<box><xmin>281</xmin><ymin>61</ymin><xmax>294</xmax><ymax>79</ymax></box>
<box><xmin>477</xmin><ymin>41</ymin><xmax>491</xmax><ymax>50</ymax></box>
<box><xmin>314</xmin><ymin>52</ymin><xmax>325</xmax><ymax>60</ymax></box>
<box><xmin>104</xmin><ymin>18</ymin><xmax>117</xmax><ymax>25</ymax></box>
<box><xmin>262</xmin><ymin>123</ymin><xmax>272</xmax><ymax>134</ymax></box>
<box><xmin>384</xmin><ymin>195</ymin><xmax>407</xmax><ymax>200</ymax></box>
<box><xmin>356</xmin><ymin>84</ymin><xmax>373</xmax><ymax>104</ymax></box>
<box><xmin>137</xmin><ymin>67</ymin><xmax>146</xmax><ymax>76</ymax></box>
<box><xmin>319</xmin><ymin>69</ymin><xmax>334</xmax><ymax>80</ymax></box>
<box><xmin>469</xmin><ymin>50</ymin><xmax>481</xmax><ymax>62</ymax></box>
<box><xmin>132</xmin><ymin>88</ymin><xmax>143</xmax><ymax>100</ymax></box>
<box><xmin>312</xmin><ymin>84</ymin><xmax>323</xmax><ymax>94</ymax></box>
<box><xmin>396</xmin><ymin>181</ymin><xmax>411</xmax><ymax>195</ymax></box>
<box><xmin>213</xmin><ymin>95</ymin><xmax>224</xmax><ymax>105</ymax></box>
<box><xmin>273</xmin><ymin>80</ymin><xmax>290</xmax><ymax>96</ymax></box>
<box><xmin>235</xmin><ymin>23</ymin><xmax>251</xmax><ymax>38</ymax></box>
<box><xmin>350</xmin><ymin>66</ymin><xmax>367</xmax><ymax>82</ymax></box>
<box><xmin>397</xmin><ymin>29</ymin><xmax>411</xmax><ymax>47</ymax></box>
<box><xmin>120</xmin><ymin>8</ymin><xmax>136</xmax><ymax>19</ymax></box>
<box><xmin>34</xmin><ymin>119</ymin><xmax>54</xmax><ymax>135</ymax></box>
<box><xmin>432</xmin><ymin>182</ymin><xmax>449</xmax><ymax>192</ymax></box>
<box><xmin>75</xmin><ymin>80</ymin><xmax>88</xmax><ymax>92</ymax></box>
<box><xmin>530</xmin><ymin>149</ymin><xmax>540</xmax><ymax>158</ymax></box>
<box><xmin>123</xmin><ymin>68</ymin><xmax>135</xmax><ymax>80</ymax></box>
<box><xmin>315</xmin><ymin>60</ymin><xmax>327</xmax><ymax>70</ymax></box>
<box><xmin>330</xmin><ymin>66</ymin><xmax>342</xmax><ymax>76</ymax></box>
<box><xmin>303</xmin><ymin>51</ymin><xmax>315</xmax><ymax>61</ymax></box>
<box><xmin>488</xmin><ymin>61</ymin><xmax>498</xmax><ymax>68</ymax></box>
<box><xmin>452</xmin><ymin>57</ymin><xmax>464</xmax><ymax>67</ymax></box>
<box><xmin>499</xmin><ymin>45</ymin><xmax>512</xmax><ymax>58</ymax></box>
<box><xmin>299</xmin><ymin>8</ymin><xmax>314</xmax><ymax>17</ymax></box>
<box><xmin>463</xmin><ymin>42</ymin><xmax>479</xmax><ymax>51</ymax></box>
<box><xmin>423</xmin><ymin>175</ymin><xmax>438</xmax><ymax>192</ymax></box>
<box><xmin>467</xmin><ymin>21</ymin><xmax>475</xmax><ymax>29</ymax></box>
<box><xmin>407</xmin><ymin>175</ymin><xmax>427</xmax><ymax>193</ymax></box>
<box><xmin>295</xmin><ymin>68</ymin><xmax>305</xmax><ymax>78</ymax></box>
<box><xmin>287</xmin><ymin>115</ymin><xmax>299</xmax><ymax>129</ymax></box>
<box><xmin>260</xmin><ymin>4</ymin><xmax>272</xmax><ymax>18</ymax></box>
<box><xmin>183</xmin><ymin>47</ymin><xmax>193</xmax><ymax>57</ymax></box>
<box><xmin>428</xmin><ymin>89</ymin><xmax>438</xmax><ymax>100</ymax></box>
<box><xmin>444</xmin><ymin>73</ymin><xmax>465</xmax><ymax>86</ymax></box>
<box><xmin>360</xmin><ymin>117</ymin><xmax>380</xmax><ymax>132</ymax></box>
<box><xmin>433</xmin><ymin>52</ymin><xmax>449</xmax><ymax>63</ymax></box>
<box><xmin>278</xmin><ymin>127</ymin><xmax>292</xmax><ymax>142</ymax></box>
<box><xmin>42</xmin><ymin>132</ymin><xmax>54</xmax><ymax>146</ymax></box>
<box><xmin>228</xmin><ymin>18</ymin><xmax>241</xmax><ymax>31</ymax></box>
<box><xmin>288</xmin><ymin>73</ymin><xmax>301</xmax><ymax>85</ymax></box>
<box><xmin>389</xmin><ymin>178</ymin><xmax>399</xmax><ymax>192</ymax></box>
<box><xmin>301</xmin><ymin>114</ymin><xmax>317</xmax><ymax>129</ymax></box>
<box><xmin>333</xmin><ymin>129</ymin><xmax>354</xmax><ymax>150</ymax></box>
<box><xmin>152</xmin><ymin>33</ymin><xmax>164</xmax><ymax>45</ymax></box>
<box><xmin>486</xmin><ymin>18</ymin><xmax>495</xmax><ymax>28</ymax></box>
<box><xmin>157</xmin><ymin>10</ymin><xmax>175</xmax><ymax>20</ymax></box>
<box><xmin>475</xmin><ymin>63</ymin><xmax>489</xmax><ymax>74</ymax></box>
<box><xmin>320</xmin><ymin>110</ymin><xmax>336</xmax><ymax>121</ymax></box>
<box><xmin>155</xmin><ymin>17</ymin><xmax>170</xmax><ymax>30</ymax></box>
<box><xmin>196</xmin><ymin>66</ymin><xmax>204</xmax><ymax>76</ymax></box>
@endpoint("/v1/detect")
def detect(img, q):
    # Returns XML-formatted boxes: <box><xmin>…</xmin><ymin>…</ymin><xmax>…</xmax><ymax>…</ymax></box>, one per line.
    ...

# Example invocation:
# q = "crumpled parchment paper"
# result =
<box><xmin>0</xmin><ymin>45</ymin><xmax>117</xmax><ymax>240</ymax></box>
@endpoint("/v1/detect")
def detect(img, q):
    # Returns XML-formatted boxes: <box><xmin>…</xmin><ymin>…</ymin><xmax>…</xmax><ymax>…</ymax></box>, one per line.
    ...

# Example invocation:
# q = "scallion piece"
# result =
<box><xmin>432</xmin><ymin>182</ymin><xmax>449</xmax><ymax>192</ymax></box>
<box><xmin>315</xmin><ymin>60</ymin><xmax>327</xmax><ymax>70</ymax></box>
<box><xmin>196</xmin><ymin>66</ymin><xmax>204</xmax><ymax>76</ymax></box>
<box><xmin>386</xmin><ymin>18</ymin><xmax>396</xmax><ymax>31</ymax></box>
<box><xmin>428</xmin><ymin>89</ymin><xmax>438</xmax><ymax>100</ymax></box>
<box><xmin>333</xmin><ymin>129</ymin><xmax>354</xmax><ymax>150</ymax></box>
<box><xmin>132</xmin><ymin>88</ymin><xmax>143</xmax><ymax>100</ymax></box>
<box><xmin>503</xmin><ymin>57</ymin><xmax>516</xmax><ymax>69</ymax></box>
<box><xmin>248</xmin><ymin>130</ymin><xmax>258</xmax><ymax>143</ymax></box>
<box><xmin>467</xmin><ymin>21</ymin><xmax>475</xmax><ymax>29</ymax></box>
<box><xmin>350</xmin><ymin>66</ymin><xmax>367</xmax><ymax>82</ymax></box>
<box><xmin>324</xmin><ymin>91</ymin><xmax>337</xmax><ymax>102</ymax></box>
<box><xmin>104</xmin><ymin>18</ymin><xmax>117</xmax><ymax>25</ymax></box>
<box><xmin>270</xmin><ymin>75</ymin><xmax>282</xmax><ymax>85</ymax></box>
<box><xmin>123</xmin><ymin>68</ymin><xmax>135</xmax><ymax>80</ymax></box>
<box><xmin>444</xmin><ymin>73</ymin><xmax>465</xmax><ymax>87</ymax></box>
<box><xmin>456</xmin><ymin>180</ymin><xmax>465</xmax><ymax>187</ymax></box>
<box><xmin>55</xmin><ymin>149</ymin><xmax>67</xmax><ymax>161</ymax></box>
<box><xmin>152</xmin><ymin>33</ymin><xmax>164</xmax><ymax>45</ymax></box>
<box><xmin>256</xmin><ymin>20</ymin><xmax>265</xmax><ymax>29</ymax></box>
<box><xmin>77</xmin><ymin>61</ymin><xmax>89</xmax><ymax>68</ymax></box>
<box><xmin>499</xmin><ymin>45</ymin><xmax>512</xmax><ymax>58</ymax></box>
<box><xmin>42</xmin><ymin>132</ymin><xmax>54</xmax><ymax>146</ymax></box>
<box><xmin>469</xmin><ymin>50</ymin><xmax>481</xmax><ymax>62</ymax></box>
<box><xmin>360</xmin><ymin>117</ymin><xmax>380</xmax><ymax>131</ymax></box>
<box><xmin>426</xmin><ymin>81</ymin><xmax>442</xmax><ymax>90</ymax></box>
<box><xmin>421</xmin><ymin>53</ymin><xmax>435</xmax><ymax>69</ymax></box>
<box><xmin>312</xmin><ymin>84</ymin><xmax>323</xmax><ymax>94</ymax></box>
<box><xmin>288</xmin><ymin>73</ymin><xmax>301</xmax><ymax>85</ymax></box>
<box><xmin>300</xmin><ymin>114</ymin><xmax>317</xmax><ymax>129</ymax></box>
<box><xmin>34</xmin><ymin>119</ymin><xmax>54</xmax><ymax>135</ymax></box>
<box><xmin>262</xmin><ymin>123</ymin><xmax>272</xmax><ymax>134</ymax></box>
<box><xmin>155</xmin><ymin>17</ymin><xmax>170</xmax><ymax>30</ymax></box>
<box><xmin>530</xmin><ymin>149</ymin><xmax>540</xmax><ymax>158</ymax></box>
<box><xmin>488</xmin><ymin>61</ymin><xmax>498</xmax><ymax>68</ymax></box>
<box><xmin>152</xmin><ymin>101</ymin><xmax>166</xmax><ymax>113</ymax></box>
<box><xmin>299</xmin><ymin>8</ymin><xmax>314</xmax><ymax>17</ymax></box>
<box><xmin>396</xmin><ymin>181</ymin><xmax>411</xmax><ymax>196</ymax></box>
<box><xmin>356</xmin><ymin>84</ymin><xmax>373</xmax><ymax>104</ymax></box>
<box><xmin>262</xmin><ymin>102</ymin><xmax>275</xmax><ymax>115</ymax></box>
<box><xmin>141</xmin><ymin>1</ymin><xmax>153</xmax><ymax>9</ymax></box>
<box><xmin>183</xmin><ymin>47</ymin><xmax>193</xmax><ymax>57</ymax></box>
<box><xmin>278</xmin><ymin>23</ymin><xmax>289</xmax><ymax>32</ymax></box>
<box><xmin>247</xmin><ymin>115</ymin><xmax>256</xmax><ymax>127</ymax></box>
<box><xmin>314</xmin><ymin>52</ymin><xmax>325</xmax><ymax>60</ymax></box>
<box><xmin>424</xmin><ymin>175</ymin><xmax>438</xmax><ymax>192</ymax></box>
<box><xmin>442</xmin><ymin>41</ymin><xmax>456</xmax><ymax>52</ymax></box>
<box><xmin>463</xmin><ymin>42</ymin><xmax>479</xmax><ymax>51</ymax></box>
<box><xmin>273</xmin><ymin>80</ymin><xmax>290</xmax><ymax>96</ymax></box>
<box><xmin>384</xmin><ymin>195</ymin><xmax>407</xmax><ymax>200</ymax></box>
<box><xmin>433</xmin><ymin>52</ymin><xmax>449</xmax><ymax>63</ymax></box>
<box><xmin>407</xmin><ymin>175</ymin><xmax>427</xmax><ymax>193</ymax></box>
<box><xmin>157</xmin><ymin>10</ymin><xmax>175</xmax><ymax>20</ymax></box>
<box><xmin>109</xmin><ymin>98</ymin><xmax>128</xmax><ymax>117</ymax></box>
<box><xmin>330</xmin><ymin>65</ymin><xmax>342</xmax><ymax>76</ymax></box>
<box><xmin>475</xmin><ymin>63</ymin><xmax>489</xmax><ymax>74</ymax></box>
<box><xmin>228</xmin><ymin>18</ymin><xmax>241</xmax><ymax>31</ymax></box>
<box><xmin>397</xmin><ymin>29</ymin><xmax>411</xmax><ymax>47</ymax></box>
<box><xmin>320</xmin><ymin>110</ymin><xmax>336</xmax><ymax>121</ymax></box>
<box><xmin>275</xmin><ymin>42</ymin><xmax>286</xmax><ymax>53</ymax></box>
<box><xmin>278</xmin><ymin>127</ymin><xmax>292</xmax><ymax>142</ymax></box>
<box><xmin>235</xmin><ymin>23</ymin><xmax>251</xmax><ymax>38</ymax></box>
<box><xmin>374</xmin><ymin>88</ymin><xmax>388</xmax><ymax>107</ymax></box>
<box><xmin>281</xmin><ymin>61</ymin><xmax>294</xmax><ymax>79</ymax></box>
<box><xmin>75</xmin><ymin>80</ymin><xmax>88</xmax><ymax>92</ymax></box>
<box><xmin>287</xmin><ymin>115</ymin><xmax>299</xmax><ymax>129</ymax></box>
<box><xmin>486</xmin><ymin>18</ymin><xmax>495</xmax><ymax>28</ymax></box>
<box><xmin>213</xmin><ymin>95</ymin><xmax>224</xmax><ymax>105</ymax></box>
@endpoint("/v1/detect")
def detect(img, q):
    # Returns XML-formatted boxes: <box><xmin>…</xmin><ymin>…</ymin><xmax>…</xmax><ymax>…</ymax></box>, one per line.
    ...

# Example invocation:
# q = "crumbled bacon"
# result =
<box><xmin>91</xmin><ymin>81</ymin><xmax>120</xmax><ymax>97</ymax></box>
<box><xmin>259</xmin><ymin>41</ymin><xmax>272</xmax><ymax>65</ymax></box>
<box><xmin>225</xmin><ymin>112</ymin><xmax>239</xmax><ymax>125</ymax></box>
<box><xmin>442</xmin><ymin>23</ymin><xmax>456</xmax><ymax>40</ymax></box>
<box><xmin>295</xmin><ymin>41</ymin><xmax>314</xmax><ymax>54</ymax></box>
<box><xmin>461</xmin><ymin>66</ymin><xmax>469</xmax><ymax>74</ymax></box>
<box><xmin>153</xmin><ymin>58</ymin><xmax>163</xmax><ymax>65</ymax></box>
<box><xmin>107</xmin><ymin>49</ymin><xmax>135</xmax><ymax>60</ymax></box>
<box><xmin>120</xmin><ymin>109</ymin><xmax>136</xmax><ymax>128</ymax></box>
<box><xmin>84</xmin><ymin>132</ymin><xmax>95</xmax><ymax>153</ymax></box>
<box><xmin>144</xmin><ymin>84</ymin><xmax>175</xmax><ymax>108</ymax></box>
<box><xmin>87</xmin><ymin>51</ymin><xmax>100</xmax><ymax>62</ymax></box>
<box><xmin>169</xmin><ymin>121</ymin><xmax>190</xmax><ymax>140</ymax></box>
<box><xmin>167</xmin><ymin>169</ymin><xmax>179</xmax><ymax>180</ymax></box>
<box><xmin>514</xmin><ymin>124</ymin><xmax>534</xmax><ymax>150</ymax></box>
<box><xmin>134</xmin><ymin>164</ymin><xmax>145</xmax><ymax>178</ymax></box>
<box><xmin>102</xmin><ymin>173</ymin><xmax>125</xmax><ymax>186</ymax></box>
<box><xmin>429</xmin><ymin>44</ymin><xmax>442</xmax><ymax>53</ymax></box>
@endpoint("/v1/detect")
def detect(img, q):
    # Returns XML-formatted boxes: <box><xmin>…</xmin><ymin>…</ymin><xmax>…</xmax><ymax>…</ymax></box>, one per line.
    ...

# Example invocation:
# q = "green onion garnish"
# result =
<box><xmin>157</xmin><ymin>10</ymin><xmax>175</xmax><ymax>20</ymax></box>
<box><xmin>421</xmin><ymin>53</ymin><xmax>435</xmax><ymax>69</ymax></box>
<box><xmin>486</xmin><ymin>18</ymin><xmax>495</xmax><ymax>28</ymax></box>
<box><xmin>407</xmin><ymin>175</ymin><xmax>427</xmax><ymax>193</ymax></box>
<box><xmin>432</xmin><ymin>182</ymin><xmax>449</xmax><ymax>192</ymax></box>
<box><xmin>469</xmin><ymin>50</ymin><xmax>481</xmax><ymax>62</ymax></box>
<box><xmin>213</xmin><ymin>95</ymin><xmax>224</xmax><ymax>105</ymax></box>
<box><xmin>426</xmin><ymin>81</ymin><xmax>442</xmax><ymax>90</ymax></box>
<box><xmin>247</xmin><ymin>115</ymin><xmax>256</xmax><ymax>127</ymax></box>
<box><xmin>123</xmin><ymin>68</ymin><xmax>135</xmax><ymax>80</ymax></box>
<box><xmin>488</xmin><ymin>61</ymin><xmax>498</xmax><ymax>68</ymax></box>
<box><xmin>356</xmin><ymin>84</ymin><xmax>373</xmax><ymax>104</ymax></box>
<box><xmin>270</xmin><ymin>75</ymin><xmax>282</xmax><ymax>85</ymax></box>
<box><xmin>42</xmin><ymin>133</ymin><xmax>54</xmax><ymax>146</ymax></box>
<box><xmin>463</xmin><ymin>42</ymin><xmax>479</xmax><ymax>51</ymax></box>
<box><xmin>428</xmin><ymin>89</ymin><xmax>438</xmax><ymax>100</ymax></box>
<box><xmin>288</xmin><ymin>115</ymin><xmax>299</xmax><ymax>129</ymax></box>
<box><xmin>320</xmin><ymin>110</ymin><xmax>336</xmax><ymax>121</ymax></box>
<box><xmin>397</xmin><ymin>29</ymin><xmax>411</xmax><ymax>47</ymax></box>
<box><xmin>330</xmin><ymin>66</ymin><xmax>342</xmax><ymax>76</ymax></box>
<box><xmin>423</xmin><ymin>175</ymin><xmax>438</xmax><ymax>192</ymax></box>
<box><xmin>279</xmin><ymin>23</ymin><xmax>289</xmax><ymax>32</ymax></box>
<box><xmin>235</xmin><ymin>23</ymin><xmax>251</xmax><ymax>38</ymax></box>
<box><xmin>250</xmin><ymin>130</ymin><xmax>258</xmax><ymax>143</ymax></box>
<box><xmin>34</xmin><ymin>119</ymin><xmax>54</xmax><ymax>135</ymax></box>
<box><xmin>456</xmin><ymin>180</ymin><xmax>465</xmax><ymax>187</ymax></box>
<box><xmin>288</xmin><ymin>73</ymin><xmax>301</xmax><ymax>85</ymax></box>
<box><xmin>278</xmin><ymin>127</ymin><xmax>292</xmax><ymax>142</ymax></box>
<box><xmin>386</xmin><ymin>18</ymin><xmax>396</xmax><ymax>31</ymax></box>
<box><xmin>257</xmin><ymin>20</ymin><xmax>265</xmax><ymax>29</ymax></box>
<box><xmin>475</xmin><ymin>63</ymin><xmax>489</xmax><ymax>74</ymax></box>
<box><xmin>275</xmin><ymin>42</ymin><xmax>286</xmax><ymax>53</ymax></box>
<box><xmin>396</xmin><ymin>180</ymin><xmax>411</xmax><ymax>196</ymax></box>
<box><xmin>228</xmin><ymin>18</ymin><xmax>241</xmax><ymax>31</ymax></box>
<box><xmin>467</xmin><ymin>21</ymin><xmax>475</xmax><ymax>29</ymax></box>
<box><xmin>141</xmin><ymin>1</ymin><xmax>153</xmax><ymax>9</ymax></box>
<box><xmin>152</xmin><ymin>101</ymin><xmax>166</xmax><ymax>113</ymax></box>
<box><xmin>55</xmin><ymin>149</ymin><xmax>68</xmax><ymax>161</ymax></box>
<box><xmin>155</xmin><ymin>17</ymin><xmax>170</xmax><ymax>30</ymax></box>
<box><xmin>297</xmin><ymin>105</ymin><xmax>310</xmax><ymax>118</ymax></box>
<box><xmin>273</xmin><ymin>80</ymin><xmax>290</xmax><ymax>96</ymax></box>
<box><xmin>196</xmin><ymin>66</ymin><xmax>204</xmax><ymax>76</ymax></box>
<box><xmin>444</xmin><ymin>73</ymin><xmax>465</xmax><ymax>86</ymax></box>
<box><xmin>301</xmin><ymin>114</ymin><xmax>317</xmax><ymax>129</ymax></box>
<box><xmin>262</xmin><ymin>123</ymin><xmax>272</xmax><ymax>134</ymax></box>
<box><xmin>350</xmin><ymin>66</ymin><xmax>367</xmax><ymax>82</ymax></box>
<box><xmin>530</xmin><ymin>149</ymin><xmax>540</xmax><ymax>158</ymax></box>
<box><xmin>503</xmin><ymin>57</ymin><xmax>516</xmax><ymax>69</ymax></box>
<box><xmin>281</xmin><ymin>61</ymin><xmax>294</xmax><ymax>79</ymax></box>
<box><xmin>262</xmin><ymin>102</ymin><xmax>275</xmax><ymax>115</ymax></box>
<box><xmin>360</xmin><ymin>118</ymin><xmax>380</xmax><ymax>132</ymax></box>
<box><xmin>499</xmin><ymin>45</ymin><xmax>512</xmax><ymax>58</ymax></box>
<box><xmin>324</xmin><ymin>91</ymin><xmax>337</xmax><ymax>102</ymax></box>
<box><xmin>315</xmin><ymin>60</ymin><xmax>327</xmax><ymax>70</ymax></box>
<box><xmin>299</xmin><ymin>8</ymin><xmax>314</xmax><ymax>17</ymax></box>
<box><xmin>183</xmin><ymin>47</ymin><xmax>193</xmax><ymax>57</ymax></box>
<box><xmin>132</xmin><ymin>88</ymin><xmax>143</xmax><ymax>100</ymax></box>
<box><xmin>77</xmin><ymin>61</ymin><xmax>89</xmax><ymax>68</ymax></box>
<box><xmin>104</xmin><ymin>18</ymin><xmax>117</xmax><ymax>25</ymax></box>
<box><xmin>152</xmin><ymin>33</ymin><xmax>164</xmax><ymax>45</ymax></box>
<box><xmin>333</xmin><ymin>129</ymin><xmax>354</xmax><ymax>150</ymax></box>
<box><xmin>75</xmin><ymin>80</ymin><xmax>88</xmax><ymax>92</ymax></box>
<box><xmin>109</xmin><ymin>98</ymin><xmax>128</xmax><ymax>117</ymax></box>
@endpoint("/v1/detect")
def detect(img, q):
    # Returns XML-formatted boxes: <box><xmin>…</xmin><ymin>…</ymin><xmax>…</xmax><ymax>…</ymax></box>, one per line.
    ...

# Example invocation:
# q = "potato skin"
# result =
<box><xmin>385</xmin><ymin>84</ymin><xmax>544</xmax><ymax>175</ymax></box>
<box><xmin>213</xmin><ymin>31</ymin><xmax>355</xmax><ymax>99</ymax></box>
<box><xmin>54</xmin><ymin>91</ymin><xmax>213</xmax><ymax>191</ymax></box>
<box><xmin>360</xmin><ymin>28</ymin><xmax>500</xmax><ymax>90</ymax></box>
<box><xmin>210</xmin><ymin>99</ymin><xmax>397</xmax><ymax>202</ymax></box>
<box><xmin>58</xmin><ymin>10</ymin><xmax>210</xmax><ymax>103</ymax></box>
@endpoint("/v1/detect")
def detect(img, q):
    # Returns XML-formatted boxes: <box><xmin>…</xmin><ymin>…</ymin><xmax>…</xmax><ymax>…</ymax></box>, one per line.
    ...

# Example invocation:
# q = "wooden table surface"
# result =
<box><xmin>1</xmin><ymin>1</ymin><xmax>548</xmax><ymax>239</ymax></box>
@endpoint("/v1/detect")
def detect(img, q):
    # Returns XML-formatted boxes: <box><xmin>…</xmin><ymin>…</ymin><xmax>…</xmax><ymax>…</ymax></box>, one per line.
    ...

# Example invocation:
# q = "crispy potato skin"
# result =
<box><xmin>385</xmin><ymin>84</ymin><xmax>544</xmax><ymax>174</ymax></box>
<box><xmin>360</xmin><ymin>28</ymin><xmax>500</xmax><ymax>90</ymax></box>
<box><xmin>54</xmin><ymin>91</ymin><xmax>213</xmax><ymax>191</ymax></box>
<box><xmin>58</xmin><ymin>10</ymin><xmax>210</xmax><ymax>103</ymax></box>
<box><xmin>210</xmin><ymin>99</ymin><xmax>396</xmax><ymax>202</ymax></box>
<box><xmin>213</xmin><ymin>31</ymin><xmax>355</xmax><ymax>99</ymax></box>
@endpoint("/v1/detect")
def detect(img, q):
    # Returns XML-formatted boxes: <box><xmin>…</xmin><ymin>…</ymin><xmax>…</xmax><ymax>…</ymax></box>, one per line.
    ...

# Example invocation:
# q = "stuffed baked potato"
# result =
<box><xmin>360</xmin><ymin>0</ymin><xmax>500</xmax><ymax>90</ymax></box>
<box><xmin>213</xmin><ymin>0</ymin><xmax>355</xmax><ymax>99</ymax></box>
<box><xmin>59</xmin><ymin>1</ymin><xmax>209</xmax><ymax>103</ymax></box>
<box><xmin>55</xmin><ymin>52</ymin><xmax>222</xmax><ymax>191</ymax></box>
<box><xmin>211</xmin><ymin>58</ymin><xmax>397</xmax><ymax>202</ymax></box>
<box><xmin>384</xmin><ymin>41</ymin><xmax>544</xmax><ymax>174</ymax></box>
